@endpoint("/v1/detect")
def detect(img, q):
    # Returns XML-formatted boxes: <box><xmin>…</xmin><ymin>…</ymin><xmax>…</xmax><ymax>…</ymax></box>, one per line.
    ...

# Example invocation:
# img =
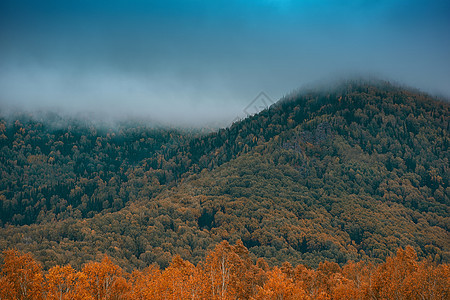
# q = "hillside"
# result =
<box><xmin>0</xmin><ymin>81</ymin><xmax>449</xmax><ymax>270</ymax></box>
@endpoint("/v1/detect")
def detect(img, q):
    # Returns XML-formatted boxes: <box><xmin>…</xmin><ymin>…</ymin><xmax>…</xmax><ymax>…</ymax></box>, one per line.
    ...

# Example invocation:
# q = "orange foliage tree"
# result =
<box><xmin>202</xmin><ymin>240</ymin><xmax>266</xmax><ymax>299</ymax></box>
<box><xmin>154</xmin><ymin>255</ymin><xmax>207</xmax><ymax>299</ymax></box>
<box><xmin>370</xmin><ymin>246</ymin><xmax>449</xmax><ymax>299</ymax></box>
<box><xmin>128</xmin><ymin>265</ymin><xmax>161</xmax><ymax>300</ymax></box>
<box><xmin>253</xmin><ymin>266</ymin><xmax>309</xmax><ymax>300</ymax></box>
<box><xmin>82</xmin><ymin>256</ymin><xmax>129</xmax><ymax>300</ymax></box>
<box><xmin>45</xmin><ymin>264</ymin><xmax>92</xmax><ymax>300</ymax></box>
<box><xmin>0</xmin><ymin>249</ymin><xmax>43</xmax><ymax>300</ymax></box>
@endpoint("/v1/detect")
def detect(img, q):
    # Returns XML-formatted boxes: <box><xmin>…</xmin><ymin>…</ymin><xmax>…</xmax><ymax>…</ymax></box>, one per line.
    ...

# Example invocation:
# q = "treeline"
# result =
<box><xmin>1</xmin><ymin>242</ymin><xmax>448</xmax><ymax>300</ymax></box>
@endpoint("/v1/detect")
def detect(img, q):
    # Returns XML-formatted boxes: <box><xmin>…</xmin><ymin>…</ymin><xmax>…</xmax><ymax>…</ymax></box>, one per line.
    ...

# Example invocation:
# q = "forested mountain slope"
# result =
<box><xmin>0</xmin><ymin>81</ymin><xmax>448</xmax><ymax>270</ymax></box>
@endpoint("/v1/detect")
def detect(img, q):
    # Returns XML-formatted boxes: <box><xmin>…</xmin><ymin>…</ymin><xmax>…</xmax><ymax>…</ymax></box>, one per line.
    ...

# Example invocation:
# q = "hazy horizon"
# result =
<box><xmin>1</xmin><ymin>0</ymin><xmax>449</xmax><ymax>126</ymax></box>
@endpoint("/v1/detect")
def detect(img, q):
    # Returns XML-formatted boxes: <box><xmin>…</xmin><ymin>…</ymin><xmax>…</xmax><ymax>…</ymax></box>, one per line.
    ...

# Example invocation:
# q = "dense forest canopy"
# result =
<box><xmin>0</xmin><ymin>80</ymin><xmax>448</xmax><ymax>272</ymax></box>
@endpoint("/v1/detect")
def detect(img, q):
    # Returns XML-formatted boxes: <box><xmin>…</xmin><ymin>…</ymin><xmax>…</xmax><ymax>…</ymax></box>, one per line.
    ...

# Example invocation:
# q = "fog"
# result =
<box><xmin>1</xmin><ymin>0</ymin><xmax>449</xmax><ymax>127</ymax></box>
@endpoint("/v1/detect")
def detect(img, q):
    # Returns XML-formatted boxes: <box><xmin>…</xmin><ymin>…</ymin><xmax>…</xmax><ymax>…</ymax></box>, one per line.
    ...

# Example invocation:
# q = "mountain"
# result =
<box><xmin>0</xmin><ymin>80</ymin><xmax>448</xmax><ymax>270</ymax></box>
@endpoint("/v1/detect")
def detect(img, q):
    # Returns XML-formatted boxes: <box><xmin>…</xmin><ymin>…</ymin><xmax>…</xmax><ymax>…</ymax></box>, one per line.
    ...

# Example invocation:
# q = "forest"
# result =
<box><xmin>0</xmin><ymin>80</ymin><xmax>449</xmax><ymax>272</ymax></box>
<box><xmin>1</xmin><ymin>242</ymin><xmax>448</xmax><ymax>299</ymax></box>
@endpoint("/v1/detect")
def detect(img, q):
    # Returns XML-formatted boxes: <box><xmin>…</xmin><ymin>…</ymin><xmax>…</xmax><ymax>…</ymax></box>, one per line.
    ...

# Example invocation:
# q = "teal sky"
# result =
<box><xmin>0</xmin><ymin>0</ymin><xmax>449</xmax><ymax>126</ymax></box>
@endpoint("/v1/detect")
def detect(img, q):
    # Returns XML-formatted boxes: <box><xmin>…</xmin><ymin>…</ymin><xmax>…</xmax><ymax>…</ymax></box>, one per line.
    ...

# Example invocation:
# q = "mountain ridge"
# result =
<box><xmin>0</xmin><ymin>80</ymin><xmax>448</xmax><ymax>270</ymax></box>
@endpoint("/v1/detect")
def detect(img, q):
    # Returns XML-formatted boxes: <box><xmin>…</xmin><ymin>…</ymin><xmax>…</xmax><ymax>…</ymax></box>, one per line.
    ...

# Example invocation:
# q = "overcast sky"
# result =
<box><xmin>0</xmin><ymin>0</ymin><xmax>449</xmax><ymax>126</ymax></box>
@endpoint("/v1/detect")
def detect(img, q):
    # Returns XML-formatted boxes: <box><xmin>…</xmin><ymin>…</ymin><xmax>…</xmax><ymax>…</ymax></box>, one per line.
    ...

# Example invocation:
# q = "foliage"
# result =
<box><xmin>0</xmin><ymin>81</ymin><xmax>449</xmax><ymax>270</ymax></box>
<box><xmin>1</xmin><ymin>244</ymin><xmax>449</xmax><ymax>299</ymax></box>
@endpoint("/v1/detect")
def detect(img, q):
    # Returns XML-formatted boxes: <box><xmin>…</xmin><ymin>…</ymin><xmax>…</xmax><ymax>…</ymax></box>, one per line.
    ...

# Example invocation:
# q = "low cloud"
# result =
<box><xmin>1</xmin><ymin>0</ymin><xmax>449</xmax><ymax>127</ymax></box>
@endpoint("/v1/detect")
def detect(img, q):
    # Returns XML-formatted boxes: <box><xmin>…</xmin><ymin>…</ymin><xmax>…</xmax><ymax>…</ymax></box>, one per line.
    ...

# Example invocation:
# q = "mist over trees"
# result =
<box><xmin>0</xmin><ymin>81</ymin><xmax>448</xmax><ymax>278</ymax></box>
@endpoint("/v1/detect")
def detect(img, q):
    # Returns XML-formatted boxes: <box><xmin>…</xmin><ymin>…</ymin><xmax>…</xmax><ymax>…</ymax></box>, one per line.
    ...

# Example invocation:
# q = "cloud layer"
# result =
<box><xmin>1</xmin><ymin>0</ymin><xmax>449</xmax><ymax>126</ymax></box>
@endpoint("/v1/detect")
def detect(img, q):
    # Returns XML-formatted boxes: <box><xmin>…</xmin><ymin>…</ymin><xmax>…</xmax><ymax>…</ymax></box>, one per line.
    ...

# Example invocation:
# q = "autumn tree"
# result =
<box><xmin>370</xmin><ymin>246</ymin><xmax>420</xmax><ymax>299</ymax></box>
<box><xmin>253</xmin><ymin>266</ymin><xmax>309</xmax><ymax>300</ymax></box>
<box><xmin>82</xmin><ymin>256</ymin><xmax>129</xmax><ymax>300</ymax></box>
<box><xmin>0</xmin><ymin>249</ymin><xmax>43</xmax><ymax>300</ymax></box>
<box><xmin>154</xmin><ymin>255</ymin><xmax>208</xmax><ymax>299</ymax></box>
<box><xmin>332</xmin><ymin>260</ymin><xmax>374</xmax><ymax>299</ymax></box>
<box><xmin>401</xmin><ymin>259</ymin><xmax>449</xmax><ymax>299</ymax></box>
<box><xmin>202</xmin><ymin>241</ymin><xmax>239</xmax><ymax>299</ymax></box>
<box><xmin>45</xmin><ymin>264</ymin><xmax>92</xmax><ymax>300</ymax></box>
<box><xmin>128</xmin><ymin>265</ymin><xmax>161</xmax><ymax>300</ymax></box>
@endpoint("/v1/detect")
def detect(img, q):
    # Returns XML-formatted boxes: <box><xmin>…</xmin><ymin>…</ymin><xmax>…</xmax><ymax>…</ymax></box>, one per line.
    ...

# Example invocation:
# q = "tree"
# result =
<box><xmin>253</xmin><ymin>266</ymin><xmax>309</xmax><ymax>300</ymax></box>
<box><xmin>129</xmin><ymin>265</ymin><xmax>160</xmax><ymax>300</ymax></box>
<box><xmin>203</xmin><ymin>241</ymin><xmax>238</xmax><ymax>299</ymax></box>
<box><xmin>202</xmin><ymin>240</ymin><xmax>266</xmax><ymax>299</ymax></box>
<box><xmin>82</xmin><ymin>256</ymin><xmax>129</xmax><ymax>300</ymax></box>
<box><xmin>155</xmin><ymin>255</ymin><xmax>207</xmax><ymax>299</ymax></box>
<box><xmin>45</xmin><ymin>265</ymin><xmax>92</xmax><ymax>300</ymax></box>
<box><xmin>402</xmin><ymin>260</ymin><xmax>450</xmax><ymax>299</ymax></box>
<box><xmin>370</xmin><ymin>246</ymin><xmax>419</xmax><ymax>299</ymax></box>
<box><xmin>0</xmin><ymin>249</ymin><xmax>44</xmax><ymax>300</ymax></box>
